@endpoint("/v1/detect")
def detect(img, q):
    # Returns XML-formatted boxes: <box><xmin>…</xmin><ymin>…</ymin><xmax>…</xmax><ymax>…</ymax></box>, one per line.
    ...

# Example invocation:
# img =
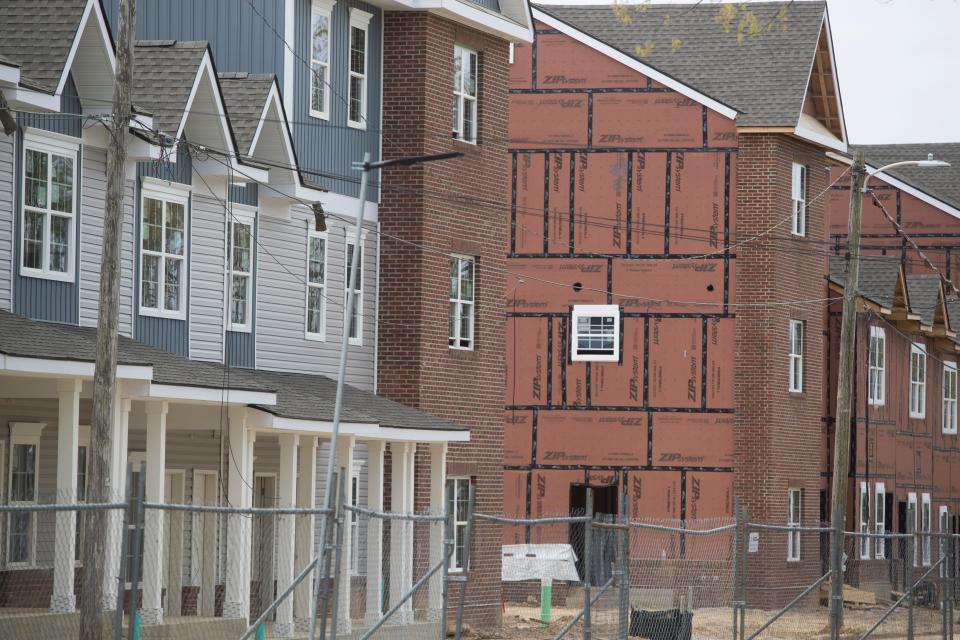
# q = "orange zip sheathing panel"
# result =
<box><xmin>592</xmin><ymin>94</ymin><xmax>702</xmax><ymax>148</ymax></box>
<box><xmin>509</xmin><ymin>95</ymin><xmax>589</xmax><ymax>149</ymax></box>
<box><xmin>535</xmin><ymin>32</ymin><xmax>652</xmax><ymax>90</ymax></box>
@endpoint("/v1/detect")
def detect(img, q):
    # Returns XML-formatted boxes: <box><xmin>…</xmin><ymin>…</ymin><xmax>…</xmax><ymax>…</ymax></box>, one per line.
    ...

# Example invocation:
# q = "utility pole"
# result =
<box><xmin>79</xmin><ymin>0</ymin><xmax>136</xmax><ymax>636</ymax></box>
<box><xmin>828</xmin><ymin>150</ymin><xmax>866</xmax><ymax>640</ymax></box>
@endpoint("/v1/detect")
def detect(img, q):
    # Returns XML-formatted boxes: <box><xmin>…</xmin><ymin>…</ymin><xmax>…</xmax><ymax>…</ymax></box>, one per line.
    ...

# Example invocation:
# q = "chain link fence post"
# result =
<box><xmin>739</xmin><ymin>504</ymin><xmax>748</xmax><ymax>640</ymax></box>
<box><xmin>583</xmin><ymin>487</ymin><xmax>593</xmax><ymax>640</ymax></box>
<box><xmin>126</xmin><ymin>462</ymin><xmax>146</xmax><ymax>640</ymax></box>
<box><xmin>617</xmin><ymin>484</ymin><xmax>629</xmax><ymax>640</ymax></box>
<box><xmin>907</xmin><ymin>503</ymin><xmax>915</xmax><ymax>640</ymax></box>
<box><xmin>112</xmin><ymin>463</ymin><xmax>134</xmax><ymax>640</ymax></box>
<box><xmin>731</xmin><ymin>496</ymin><xmax>740</xmax><ymax>640</ymax></box>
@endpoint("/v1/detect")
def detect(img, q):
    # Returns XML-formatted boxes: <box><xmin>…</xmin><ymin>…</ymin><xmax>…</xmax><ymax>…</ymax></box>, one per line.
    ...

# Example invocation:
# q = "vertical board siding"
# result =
<box><xmin>292</xmin><ymin>0</ymin><xmax>381</xmax><ymax>200</ymax></box>
<box><xmin>229</xmin><ymin>183</ymin><xmax>259</xmax><ymax>207</ymax></box>
<box><xmin>466</xmin><ymin>0</ymin><xmax>501</xmax><ymax>11</ymax></box>
<box><xmin>0</xmin><ymin>132</ymin><xmax>13</xmax><ymax>311</ymax></box>
<box><xmin>189</xmin><ymin>193</ymin><xmax>226</xmax><ymax>363</ymax></box>
<box><xmin>255</xmin><ymin>205</ymin><xmax>376</xmax><ymax>389</ymax></box>
<box><xmin>138</xmin><ymin>141</ymin><xmax>193</xmax><ymax>186</ymax></box>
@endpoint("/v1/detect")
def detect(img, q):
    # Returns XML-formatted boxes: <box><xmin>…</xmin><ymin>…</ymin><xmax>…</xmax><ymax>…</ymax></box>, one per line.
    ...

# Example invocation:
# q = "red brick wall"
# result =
<box><xmin>734</xmin><ymin>133</ymin><xmax>830</xmax><ymax>605</ymax></box>
<box><xmin>378</xmin><ymin>11</ymin><xmax>509</xmax><ymax>626</ymax></box>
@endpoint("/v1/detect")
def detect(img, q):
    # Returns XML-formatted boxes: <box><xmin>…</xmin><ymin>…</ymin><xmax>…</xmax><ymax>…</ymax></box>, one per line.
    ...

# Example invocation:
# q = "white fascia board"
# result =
<box><xmin>248</xmin><ymin>409</ymin><xmax>471</xmax><ymax>442</ymax></box>
<box><xmin>177</xmin><ymin>52</ymin><xmax>238</xmax><ymax>157</ymax></box>
<box><xmin>794</xmin><ymin>115</ymin><xmax>846</xmax><ymax>153</ymax></box>
<box><xmin>434</xmin><ymin>0</ymin><xmax>532</xmax><ymax>42</ymax></box>
<box><xmin>827</xmin><ymin>151</ymin><xmax>960</xmax><ymax>221</ymax></box>
<box><xmin>56</xmin><ymin>0</ymin><xmax>117</xmax><ymax>100</ymax></box>
<box><xmin>532</xmin><ymin>8</ymin><xmax>737</xmax><ymax>120</ymax></box>
<box><xmin>374</xmin><ymin>426</ymin><xmax>471</xmax><ymax>442</ymax></box>
<box><xmin>0</xmin><ymin>63</ymin><xmax>20</xmax><ymax>87</ymax></box>
<box><xmin>148</xmin><ymin>383</ymin><xmax>277</xmax><ymax>406</ymax></box>
<box><xmin>0</xmin><ymin>354</ymin><xmax>153</xmax><ymax>380</ymax></box>
<box><xmin>821</xmin><ymin>11</ymin><xmax>848</xmax><ymax>147</ymax></box>
<box><xmin>266</xmin><ymin>183</ymin><xmax>380</xmax><ymax>223</ymax></box>
<box><xmin>4</xmin><ymin>87</ymin><xmax>60</xmax><ymax>112</ymax></box>
<box><xmin>792</xmin><ymin>14</ymin><xmax>846</xmax><ymax>153</ymax></box>
<box><xmin>248</xmin><ymin>83</ymin><xmax>280</xmax><ymax>157</ymax></box>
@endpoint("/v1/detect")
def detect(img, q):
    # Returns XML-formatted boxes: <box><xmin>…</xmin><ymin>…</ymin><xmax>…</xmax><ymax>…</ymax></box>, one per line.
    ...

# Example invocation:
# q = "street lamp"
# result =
<box><xmin>829</xmin><ymin>151</ymin><xmax>950</xmax><ymax>640</ymax></box>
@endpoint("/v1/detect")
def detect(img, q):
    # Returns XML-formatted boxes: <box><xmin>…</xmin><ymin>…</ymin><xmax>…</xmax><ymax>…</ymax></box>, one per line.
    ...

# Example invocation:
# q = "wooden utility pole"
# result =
<box><xmin>828</xmin><ymin>151</ymin><xmax>866</xmax><ymax>640</ymax></box>
<box><xmin>79</xmin><ymin>0</ymin><xmax>136</xmax><ymax>636</ymax></box>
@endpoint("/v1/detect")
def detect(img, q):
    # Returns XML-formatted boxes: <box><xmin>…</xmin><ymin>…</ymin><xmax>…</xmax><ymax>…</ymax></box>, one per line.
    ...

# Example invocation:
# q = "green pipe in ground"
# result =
<box><xmin>540</xmin><ymin>578</ymin><xmax>553</xmax><ymax>624</ymax></box>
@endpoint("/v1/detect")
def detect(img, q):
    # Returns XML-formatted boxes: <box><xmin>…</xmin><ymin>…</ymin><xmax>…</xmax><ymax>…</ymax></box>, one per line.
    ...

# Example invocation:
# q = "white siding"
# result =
<box><xmin>0</xmin><ymin>131</ymin><xmax>14</xmax><ymax>311</ymax></box>
<box><xmin>189</xmin><ymin>194</ymin><xmax>226</xmax><ymax>362</ymax></box>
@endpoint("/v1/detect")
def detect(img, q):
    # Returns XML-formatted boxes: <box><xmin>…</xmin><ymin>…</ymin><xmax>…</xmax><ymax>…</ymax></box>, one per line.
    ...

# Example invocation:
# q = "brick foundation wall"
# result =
<box><xmin>379</xmin><ymin>11</ymin><xmax>509</xmax><ymax>627</ymax></box>
<box><xmin>734</xmin><ymin>133</ymin><xmax>830</xmax><ymax>607</ymax></box>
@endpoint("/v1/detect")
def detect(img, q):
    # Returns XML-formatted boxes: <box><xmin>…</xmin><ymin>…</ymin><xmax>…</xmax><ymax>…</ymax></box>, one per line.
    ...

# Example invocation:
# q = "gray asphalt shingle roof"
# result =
<box><xmin>219</xmin><ymin>72</ymin><xmax>276</xmax><ymax>155</ymax></box>
<box><xmin>0</xmin><ymin>310</ymin><xmax>465</xmax><ymax>432</ymax></box>
<box><xmin>905</xmin><ymin>275</ymin><xmax>943</xmax><ymax>328</ymax></box>
<box><xmin>132</xmin><ymin>41</ymin><xmax>209</xmax><ymax>136</ymax></box>
<box><xmin>535</xmin><ymin>2</ymin><xmax>827</xmax><ymax>127</ymax></box>
<box><xmin>828</xmin><ymin>254</ymin><xmax>903</xmax><ymax>309</ymax></box>
<box><xmin>854</xmin><ymin>143</ymin><xmax>960</xmax><ymax>213</ymax></box>
<box><xmin>0</xmin><ymin>0</ymin><xmax>88</xmax><ymax>92</ymax></box>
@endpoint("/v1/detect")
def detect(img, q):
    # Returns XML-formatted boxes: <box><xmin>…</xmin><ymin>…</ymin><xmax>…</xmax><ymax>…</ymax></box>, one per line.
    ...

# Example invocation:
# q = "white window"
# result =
<box><xmin>7</xmin><ymin>423</ymin><xmax>44</xmax><ymax>567</ymax></box>
<box><xmin>859</xmin><ymin>482</ymin><xmax>870</xmax><ymax>560</ymax></box>
<box><xmin>944</xmin><ymin>362</ymin><xmax>958</xmax><ymax>434</ymax></box>
<box><xmin>571</xmin><ymin>305</ymin><xmax>620</xmax><ymax>362</ymax></box>
<box><xmin>940</xmin><ymin>506</ymin><xmax>949</xmax><ymax>577</ymax></box>
<box><xmin>868</xmin><ymin>326</ymin><xmax>885</xmax><ymax>406</ymax></box>
<box><xmin>345</xmin><ymin>237</ymin><xmax>363</xmax><ymax>345</ymax></box>
<box><xmin>228</xmin><ymin>217</ymin><xmax>254</xmax><ymax>332</ymax></box>
<box><xmin>20</xmin><ymin>133</ymin><xmax>79</xmax><ymax>281</ymax></box>
<box><xmin>875</xmin><ymin>483</ymin><xmax>886</xmax><ymax>559</ymax></box>
<box><xmin>305</xmin><ymin>231</ymin><xmax>328</xmax><ymax>340</ymax></box>
<box><xmin>140</xmin><ymin>186</ymin><xmax>188</xmax><ymax>318</ymax></box>
<box><xmin>347</xmin><ymin>9</ymin><xmax>372</xmax><ymax>128</ymax></box>
<box><xmin>922</xmin><ymin>493</ymin><xmax>932</xmax><ymax>566</ymax></box>
<box><xmin>449</xmin><ymin>255</ymin><xmax>475</xmax><ymax>350</ymax></box>
<box><xmin>791</xmin><ymin>162</ymin><xmax>806</xmax><ymax>236</ymax></box>
<box><xmin>788</xmin><ymin>320</ymin><xmax>803</xmax><ymax>393</ymax></box>
<box><xmin>787</xmin><ymin>488</ymin><xmax>801</xmax><ymax>561</ymax></box>
<box><xmin>453</xmin><ymin>45</ymin><xmax>478</xmax><ymax>143</ymax></box>
<box><xmin>908</xmin><ymin>492</ymin><xmax>918</xmax><ymax>567</ymax></box>
<box><xmin>910</xmin><ymin>343</ymin><xmax>927</xmax><ymax>418</ymax></box>
<box><xmin>446</xmin><ymin>477</ymin><xmax>471</xmax><ymax>571</ymax></box>
<box><xmin>349</xmin><ymin>474</ymin><xmax>359</xmax><ymax>575</ymax></box>
<box><xmin>309</xmin><ymin>0</ymin><xmax>334</xmax><ymax>119</ymax></box>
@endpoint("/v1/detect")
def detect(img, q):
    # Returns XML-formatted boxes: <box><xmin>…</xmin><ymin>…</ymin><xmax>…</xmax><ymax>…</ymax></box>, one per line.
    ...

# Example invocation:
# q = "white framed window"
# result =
<box><xmin>453</xmin><ymin>45</ymin><xmax>478</xmax><ymax>143</ymax></box>
<box><xmin>791</xmin><ymin>162</ymin><xmax>806</xmax><ymax>236</ymax></box>
<box><xmin>868</xmin><ymin>326</ymin><xmax>885</xmax><ymax>406</ymax></box>
<box><xmin>787</xmin><ymin>487</ymin><xmax>802</xmax><ymax>561</ymax></box>
<box><xmin>449</xmin><ymin>255</ymin><xmax>475</xmax><ymax>350</ymax></box>
<box><xmin>910</xmin><ymin>343</ymin><xmax>927</xmax><ymax>418</ymax></box>
<box><xmin>7</xmin><ymin>423</ymin><xmax>44</xmax><ymax>567</ymax></box>
<box><xmin>345</xmin><ymin>236</ymin><xmax>364</xmax><ymax>346</ymax></box>
<box><xmin>571</xmin><ymin>304</ymin><xmax>620</xmax><ymax>362</ymax></box>
<box><xmin>349</xmin><ymin>474</ymin><xmax>359</xmax><ymax>575</ymax></box>
<box><xmin>305</xmin><ymin>230</ymin><xmax>328</xmax><ymax>340</ymax></box>
<box><xmin>859</xmin><ymin>482</ymin><xmax>870</xmax><ymax>560</ymax></box>
<box><xmin>228</xmin><ymin>212</ymin><xmax>254</xmax><ymax>332</ymax></box>
<box><xmin>347</xmin><ymin>9</ymin><xmax>372</xmax><ymax>128</ymax></box>
<box><xmin>921</xmin><ymin>493</ymin><xmax>931</xmax><ymax>566</ymax></box>
<box><xmin>875</xmin><ymin>483</ymin><xmax>886</xmax><ymax>559</ymax></box>
<box><xmin>908</xmin><ymin>492</ymin><xmax>918</xmax><ymax>566</ymax></box>
<box><xmin>788</xmin><ymin>319</ymin><xmax>803</xmax><ymax>393</ymax></box>
<box><xmin>940</xmin><ymin>505</ymin><xmax>949</xmax><ymax>577</ymax></box>
<box><xmin>309</xmin><ymin>0</ymin><xmax>335</xmax><ymax>119</ymax></box>
<box><xmin>140</xmin><ymin>183</ymin><xmax>188</xmax><ymax>318</ymax></box>
<box><xmin>944</xmin><ymin>362</ymin><xmax>958</xmax><ymax>434</ymax></box>
<box><xmin>20</xmin><ymin>131</ymin><xmax>79</xmax><ymax>281</ymax></box>
<box><xmin>446</xmin><ymin>477</ymin><xmax>471</xmax><ymax>571</ymax></box>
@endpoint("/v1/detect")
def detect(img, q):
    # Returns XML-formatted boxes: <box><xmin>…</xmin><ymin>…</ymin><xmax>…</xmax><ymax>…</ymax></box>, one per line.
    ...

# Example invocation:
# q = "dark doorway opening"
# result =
<box><xmin>820</xmin><ymin>490</ymin><xmax>829</xmax><ymax>574</ymax></box>
<box><xmin>569</xmin><ymin>483</ymin><xmax>618</xmax><ymax>583</ymax></box>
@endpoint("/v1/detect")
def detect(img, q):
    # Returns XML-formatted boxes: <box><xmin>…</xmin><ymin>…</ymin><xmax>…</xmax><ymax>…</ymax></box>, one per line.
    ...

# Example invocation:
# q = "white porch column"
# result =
<box><xmin>427</xmin><ymin>442</ymin><xmax>447</xmax><ymax>621</ymax></box>
<box><xmin>389</xmin><ymin>441</ymin><xmax>415</xmax><ymax>625</ymax></box>
<box><xmin>51</xmin><ymin>378</ymin><xmax>81</xmax><ymax>613</ymax></box>
<box><xmin>102</xmin><ymin>393</ymin><xmax>131</xmax><ymax>610</ymax></box>
<box><xmin>141</xmin><ymin>401</ymin><xmax>168</xmax><ymax>625</ymax></box>
<box><xmin>274</xmin><ymin>434</ymin><xmax>299</xmax><ymax>638</ymax></box>
<box><xmin>224</xmin><ymin>407</ymin><xmax>252</xmax><ymax>622</ymax></box>
<box><xmin>294</xmin><ymin>436</ymin><xmax>318</xmax><ymax>625</ymax></box>
<box><xmin>364</xmin><ymin>440</ymin><xmax>385</xmax><ymax>625</ymax></box>
<box><xmin>336</xmin><ymin>436</ymin><xmax>356</xmax><ymax>634</ymax></box>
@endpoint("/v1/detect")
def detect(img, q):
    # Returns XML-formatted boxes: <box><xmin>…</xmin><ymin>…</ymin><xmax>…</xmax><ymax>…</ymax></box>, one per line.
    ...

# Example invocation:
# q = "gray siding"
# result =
<box><xmin>255</xmin><ymin>205</ymin><xmax>377</xmax><ymax>390</ymax></box>
<box><xmin>467</xmin><ymin>0</ymin><xmax>501</xmax><ymax>12</ymax></box>
<box><xmin>189</xmin><ymin>194</ymin><xmax>226</xmax><ymax>363</ymax></box>
<box><xmin>0</xmin><ymin>131</ymin><xmax>13</xmax><ymax>311</ymax></box>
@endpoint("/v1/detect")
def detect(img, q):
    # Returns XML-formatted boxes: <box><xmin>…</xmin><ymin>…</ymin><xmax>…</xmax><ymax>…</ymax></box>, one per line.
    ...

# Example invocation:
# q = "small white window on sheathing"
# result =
<box><xmin>788</xmin><ymin>320</ymin><xmax>803</xmax><ymax>393</ymax></box>
<box><xmin>868</xmin><ymin>326</ymin><xmax>885</xmax><ymax>406</ymax></box>
<box><xmin>791</xmin><ymin>162</ymin><xmax>806</xmax><ymax>236</ymax></box>
<box><xmin>910</xmin><ymin>343</ymin><xmax>927</xmax><ymax>418</ymax></box>
<box><xmin>571</xmin><ymin>305</ymin><xmax>620</xmax><ymax>362</ymax></box>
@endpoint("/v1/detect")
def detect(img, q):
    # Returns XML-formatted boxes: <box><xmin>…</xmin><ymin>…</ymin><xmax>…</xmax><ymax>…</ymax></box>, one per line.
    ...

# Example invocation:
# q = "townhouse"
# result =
<box><xmin>0</xmin><ymin>0</ymin><xmax>531</xmax><ymax>634</ymax></box>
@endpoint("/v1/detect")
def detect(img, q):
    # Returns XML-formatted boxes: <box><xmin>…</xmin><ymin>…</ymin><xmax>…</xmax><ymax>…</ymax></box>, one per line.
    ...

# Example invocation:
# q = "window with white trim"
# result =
<box><xmin>940</xmin><ymin>506</ymin><xmax>949</xmax><ymax>577</ymax></box>
<box><xmin>859</xmin><ymin>482</ymin><xmax>870</xmax><ymax>559</ymax></box>
<box><xmin>787</xmin><ymin>487</ymin><xmax>802</xmax><ymax>561</ymax></box>
<box><xmin>922</xmin><ymin>493</ymin><xmax>932</xmax><ymax>566</ymax></box>
<box><xmin>345</xmin><ymin>238</ymin><xmax>363</xmax><ymax>345</ymax></box>
<box><xmin>306</xmin><ymin>231</ymin><xmax>327</xmax><ymax>339</ymax></box>
<box><xmin>349</xmin><ymin>474</ymin><xmax>359</xmax><ymax>575</ymax></box>
<box><xmin>309</xmin><ymin>0</ymin><xmax>334</xmax><ymax>119</ymax></box>
<box><xmin>910</xmin><ymin>343</ymin><xmax>927</xmax><ymax>418</ymax></box>
<box><xmin>446</xmin><ymin>477</ymin><xmax>471</xmax><ymax>571</ymax></box>
<box><xmin>868</xmin><ymin>326</ymin><xmax>885</xmax><ymax>406</ymax></box>
<box><xmin>449</xmin><ymin>255</ymin><xmax>475</xmax><ymax>350</ymax></box>
<box><xmin>909</xmin><ymin>492</ymin><xmax>918</xmax><ymax>567</ymax></box>
<box><xmin>791</xmin><ymin>162</ymin><xmax>806</xmax><ymax>236</ymax></box>
<box><xmin>140</xmin><ymin>191</ymin><xmax>187</xmax><ymax>317</ymax></box>
<box><xmin>453</xmin><ymin>45</ymin><xmax>478</xmax><ymax>143</ymax></box>
<box><xmin>347</xmin><ymin>9</ymin><xmax>372</xmax><ymax>128</ymax></box>
<box><xmin>944</xmin><ymin>362</ymin><xmax>957</xmax><ymax>434</ymax></box>
<box><xmin>21</xmin><ymin>134</ymin><xmax>78</xmax><ymax>281</ymax></box>
<box><xmin>229</xmin><ymin>219</ymin><xmax>253</xmax><ymax>331</ymax></box>
<box><xmin>571</xmin><ymin>305</ymin><xmax>620</xmax><ymax>362</ymax></box>
<box><xmin>875</xmin><ymin>483</ymin><xmax>886</xmax><ymax>559</ymax></box>
<box><xmin>7</xmin><ymin>424</ymin><xmax>44</xmax><ymax>566</ymax></box>
<box><xmin>789</xmin><ymin>320</ymin><xmax>803</xmax><ymax>393</ymax></box>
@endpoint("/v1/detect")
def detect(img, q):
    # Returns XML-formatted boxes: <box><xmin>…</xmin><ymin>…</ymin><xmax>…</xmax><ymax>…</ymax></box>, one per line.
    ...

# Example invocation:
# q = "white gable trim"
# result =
<box><xmin>821</xmin><ymin>10</ymin><xmax>848</xmax><ymax>147</ymax></box>
<box><xmin>793</xmin><ymin>12</ymin><xmax>846</xmax><ymax>153</ymax></box>
<box><xmin>531</xmin><ymin>8</ymin><xmax>737</xmax><ymax>120</ymax></box>
<box><xmin>56</xmin><ymin>0</ymin><xmax>117</xmax><ymax>100</ymax></box>
<box><xmin>249</xmin><ymin>81</ymin><xmax>297</xmax><ymax>170</ymax></box>
<box><xmin>177</xmin><ymin>51</ymin><xmax>237</xmax><ymax>156</ymax></box>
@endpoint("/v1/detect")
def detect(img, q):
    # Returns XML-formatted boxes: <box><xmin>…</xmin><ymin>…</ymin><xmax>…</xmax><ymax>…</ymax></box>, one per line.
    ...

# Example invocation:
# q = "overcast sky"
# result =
<box><xmin>534</xmin><ymin>0</ymin><xmax>960</xmax><ymax>145</ymax></box>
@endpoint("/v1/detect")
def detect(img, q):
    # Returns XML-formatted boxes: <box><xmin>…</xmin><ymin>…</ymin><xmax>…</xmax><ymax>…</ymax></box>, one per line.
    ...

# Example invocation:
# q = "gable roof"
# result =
<box><xmin>905</xmin><ymin>274</ymin><xmax>943</xmax><ymax>328</ymax></box>
<box><xmin>132</xmin><ymin>41</ymin><xmax>209</xmax><ymax>137</ymax></box>
<box><xmin>534</xmin><ymin>2</ymin><xmax>831</xmax><ymax>129</ymax></box>
<box><xmin>218</xmin><ymin>72</ymin><xmax>276</xmax><ymax>155</ymax></box>
<box><xmin>828</xmin><ymin>254</ymin><xmax>905</xmax><ymax>310</ymax></box>
<box><xmin>0</xmin><ymin>0</ymin><xmax>90</xmax><ymax>92</ymax></box>
<box><xmin>855</xmin><ymin>143</ymin><xmax>960</xmax><ymax>213</ymax></box>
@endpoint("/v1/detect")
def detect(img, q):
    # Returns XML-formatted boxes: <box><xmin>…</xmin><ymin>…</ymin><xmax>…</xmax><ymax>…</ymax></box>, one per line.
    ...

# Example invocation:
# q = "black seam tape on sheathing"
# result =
<box><xmin>543</xmin><ymin>152</ymin><xmax>550</xmax><ymax>256</ymax></box>
<box><xmin>723</xmin><ymin>152</ymin><xmax>731</xmax><ymax>313</ymax></box>
<box><xmin>701</xmin><ymin>106</ymin><xmax>708</xmax><ymax>149</ymax></box>
<box><xmin>626</xmin><ymin>151</ymin><xmax>634</xmax><ymax>256</ymax></box>
<box><xmin>531</xmin><ymin>407</ymin><xmax>539</xmax><ymax>466</ymax></box>
<box><xmin>618</xmin><ymin>307</ymin><xmax>625</xmax><ymax>366</ymax></box>
<box><xmin>664</xmin><ymin>151</ymin><xmax>672</xmax><ymax>255</ymax></box>
<box><xmin>643</xmin><ymin>318</ymin><xmax>650</xmax><ymax>406</ymax></box>
<box><xmin>587</xmin><ymin>93</ymin><xmax>593</xmax><ymax>148</ymax></box>
<box><xmin>679</xmin><ymin>470</ymin><xmax>687</xmax><ymax>559</ymax></box>
<box><xmin>525</xmin><ymin>471</ymin><xmax>532</xmax><ymax>543</ymax></box>
<box><xmin>561</xmin><ymin>316</ymin><xmax>568</xmax><ymax>407</ymax></box>
<box><xmin>701</xmin><ymin>317</ymin><xmax>708</xmax><ymax>409</ymax></box>
<box><xmin>531</xmin><ymin>33</ymin><xmax>537</xmax><ymax>90</ymax></box>
<box><xmin>546</xmin><ymin>316</ymin><xmax>553</xmax><ymax>406</ymax></box>
<box><xmin>585</xmin><ymin>362</ymin><xmax>592</xmax><ymax>407</ymax></box>
<box><xmin>647</xmin><ymin>411</ymin><xmax>654</xmax><ymax>466</ymax></box>
<box><xmin>568</xmin><ymin>152</ymin><xmax>576</xmax><ymax>257</ymax></box>
<box><xmin>606</xmin><ymin>258</ymin><xmax>613</xmax><ymax>305</ymax></box>
<box><xmin>510</xmin><ymin>152</ymin><xmax>518</xmax><ymax>256</ymax></box>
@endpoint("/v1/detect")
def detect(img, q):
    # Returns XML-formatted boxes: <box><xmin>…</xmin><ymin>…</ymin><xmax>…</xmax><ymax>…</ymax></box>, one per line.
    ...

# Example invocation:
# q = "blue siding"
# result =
<box><xmin>12</xmin><ymin>76</ymin><xmax>82</xmax><ymax>324</ymax></box>
<box><xmin>138</xmin><ymin>140</ymin><xmax>192</xmax><ymax>185</ymax></box>
<box><xmin>229</xmin><ymin>182</ymin><xmax>258</xmax><ymax>207</ymax></box>
<box><xmin>137</xmin><ymin>314</ymin><xmax>189</xmax><ymax>356</ymax></box>
<box><xmin>226</xmin><ymin>330</ymin><xmax>255</xmax><ymax>368</ymax></box>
